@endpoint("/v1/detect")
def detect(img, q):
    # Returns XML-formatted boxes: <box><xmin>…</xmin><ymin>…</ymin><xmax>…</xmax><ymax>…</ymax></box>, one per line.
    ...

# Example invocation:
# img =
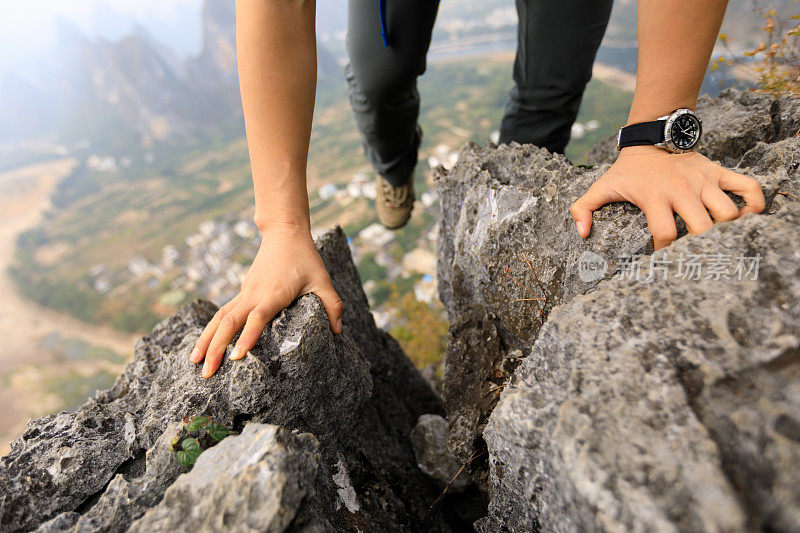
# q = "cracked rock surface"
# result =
<box><xmin>481</xmin><ymin>205</ymin><xmax>800</xmax><ymax>532</ymax></box>
<box><xmin>435</xmin><ymin>89</ymin><xmax>800</xmax><ymax>530</ymax></box>
<box><xmin>0</xmin><ymin>229</ymin><xmax>453</xmax><ymax>532</ymax></box>
<box><xmin>130</xmin><ymin>423</ymin><xmax>319</xmax><ymax>532</ymax></box>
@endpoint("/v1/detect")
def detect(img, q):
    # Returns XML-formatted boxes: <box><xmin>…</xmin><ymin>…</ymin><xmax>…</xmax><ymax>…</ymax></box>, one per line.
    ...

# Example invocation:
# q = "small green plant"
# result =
<box><xmin>174</xmin><ymin>437</ymin><xmax>202</xmax><ymax>466</ymax></box>
<box><xmin>170</xmin><ymin>415</ymin><xmax>236</xmax><ymax>467</ymax></box>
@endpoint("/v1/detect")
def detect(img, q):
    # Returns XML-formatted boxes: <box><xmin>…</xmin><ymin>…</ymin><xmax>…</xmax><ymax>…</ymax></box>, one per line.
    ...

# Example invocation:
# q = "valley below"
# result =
<box><xmin>0</xmin><ymin>159</ymin><xmax>135</xmax><ymax>455</ymax></box>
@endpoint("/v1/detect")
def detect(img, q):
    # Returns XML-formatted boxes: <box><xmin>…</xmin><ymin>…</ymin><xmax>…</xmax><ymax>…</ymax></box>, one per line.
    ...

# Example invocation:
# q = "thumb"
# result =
<box><xmin>310</xmin><ymin>280</ymin><xmax>344</xmax><ymax>335</ymax></box>
<box><xmin>570</xmin><ymin>183</ymin><xmax>619</xmax><ymax>238</ymax></box>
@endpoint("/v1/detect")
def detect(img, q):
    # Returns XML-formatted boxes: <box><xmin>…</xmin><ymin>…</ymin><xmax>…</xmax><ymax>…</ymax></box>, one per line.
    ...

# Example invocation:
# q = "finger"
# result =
<box><xmin>190</xmin><ymin>296</ymin><xmax>239</xmax><ymax>363</ymax></box>
<box><xmin>231</xmin><ymin>305</ymin><xmax>276</xmax><ymax>361</ymax></box>
<box><xmin>202</xmin><ymin>304</ymin><xmax>249</xmax><ymax>378</ymax></box>
<box><xmin>308</xmin><ymin>280</ymin><xmax>344</xmax><ymax>335</ymax></box>
<box><xmin>642</xmin><ymin>201</ymin><xmax>678</xmax><ymax>251</ymax></box>
<box><xmin>700</xmin><ymin>184</ymin><xmax>740</xmax><ymax>222</ymax></box>
<box><xmin>671</xmin><ymin>196</ymin><xmax>713</xmax><ymax>235</ymax></box>
<box><xmin>570</xmin><ymin>182</ymin><xmax>623</xmax><ymax>238</ymax></box>
<box><xmin>717</xmin><ymin>168</ymin><xmax>765</xmax><ymax>215</ymax></box>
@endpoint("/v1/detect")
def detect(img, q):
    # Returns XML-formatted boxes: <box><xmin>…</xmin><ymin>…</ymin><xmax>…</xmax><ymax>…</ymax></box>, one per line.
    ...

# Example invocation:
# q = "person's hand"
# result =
<box><xmin>570</xmin><ymin>146</ymin><xmax>766</xmax><ymax>250</ymax></box>
<box><xmin>189</xmin><ymin>224</ymin><xmax>343</xmax><ymax>378</ymax></box>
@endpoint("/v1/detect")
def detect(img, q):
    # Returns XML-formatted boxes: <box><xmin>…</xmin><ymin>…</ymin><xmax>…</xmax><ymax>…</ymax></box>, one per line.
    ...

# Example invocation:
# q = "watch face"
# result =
<box><xmin>670</xmin><ymin>113</ymin><xmax>701</xmax><ymax>150</ymax></box>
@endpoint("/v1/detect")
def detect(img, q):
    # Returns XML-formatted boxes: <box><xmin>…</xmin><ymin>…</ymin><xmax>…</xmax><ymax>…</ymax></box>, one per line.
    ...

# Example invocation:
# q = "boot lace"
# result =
<box><xmin>381</xmin><ymin>179</ymin><xmax>409</xmax><ymax>207</ymax></box>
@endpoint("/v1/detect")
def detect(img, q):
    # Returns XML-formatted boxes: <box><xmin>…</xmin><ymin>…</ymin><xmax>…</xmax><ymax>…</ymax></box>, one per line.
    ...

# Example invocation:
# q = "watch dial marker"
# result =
<box><xmin>671</xmin><ymin>114</ymin><xmax>701</xmax><ymax>150</ymax></box>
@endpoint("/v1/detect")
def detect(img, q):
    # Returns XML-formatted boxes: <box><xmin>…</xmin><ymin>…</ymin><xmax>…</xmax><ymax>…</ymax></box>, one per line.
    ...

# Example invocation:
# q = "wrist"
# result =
<box><xmin>627</xmin><ymin>92</ymin><xmax>697</xmax><ymax>126</ymax></box>
<box><xmin>618</xmin><ymin>145</ymin><xmax>670</xmax><ymax>157</ymax></box>
<box><xmin>250</xmin><ymin>160</ymin><xmax>311</xmax><ymax>234</ymax></box>
<box><xmin>619</xmin><ymin>107</ymin><xmax>702</xmax><ymax>154</ymax></box>
<box><xmin>252</xmin><ymin>182</ymin><xmax>311</xmax><ymax>235</ymax></box>
<box><xmin>254</xmin><ymin>216</ymin><xmax>311</xmax><ymax>235</ymax></box>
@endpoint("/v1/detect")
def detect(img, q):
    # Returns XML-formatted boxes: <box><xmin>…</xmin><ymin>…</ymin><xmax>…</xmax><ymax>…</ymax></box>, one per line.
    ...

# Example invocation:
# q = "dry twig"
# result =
<box><xmin>422</xmin><ymin>448</ymin><xmax>487</xmax><ymax>523</ymax></box>
<box><xmin>504</xmin><ymin>252</ymin><xmax>550</xmax><ymax>321</ymax></box>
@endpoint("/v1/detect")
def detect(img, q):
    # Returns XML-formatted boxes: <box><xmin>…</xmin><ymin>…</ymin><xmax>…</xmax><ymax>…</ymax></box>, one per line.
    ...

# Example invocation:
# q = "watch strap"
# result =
<box><xmin>617</xmin><ymin>120</ymin><xmax>665</xmax><ymax>150</ymax></box>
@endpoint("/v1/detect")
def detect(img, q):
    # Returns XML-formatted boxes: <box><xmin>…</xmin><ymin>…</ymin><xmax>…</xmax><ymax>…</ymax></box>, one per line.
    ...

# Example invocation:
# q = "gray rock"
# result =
<box><xmin>410</xmin><ymin>415</ymin><xmax>470</xmax><ymax>491</ymax></box>
<box><xmin>440</xmin><ymin>308</ymin><xmax>525</xmax><ymax>490</ymax></box>
<box><xmin>480</xmin><ymin>204</ymin><xmax>800</xmax><ymax>532</ymax></box>
<box><xmin>35</xmin><ymin>423</ymin><xmax>185</xmax><ymax>532</ymax></box>
<box><xmin>435</xmin><ymin>90</ymin><xmax>800</xmax><ymax>473</ymax></box>
<box><xmin>129</xmin><ymin>423</ymin><xmax>318</xmax><ymax>532</ymax></box>
<box><xmin>1</xmin><ymin>228</ymin><xmax>452</xmax><ymax>532</ymax></box>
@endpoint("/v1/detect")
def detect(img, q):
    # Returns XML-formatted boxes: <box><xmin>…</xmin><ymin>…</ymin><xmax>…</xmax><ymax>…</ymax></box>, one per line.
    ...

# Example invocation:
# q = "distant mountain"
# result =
<box><xmin>186</xmin><ymin>0</ymin><xmax>238</xmax><ymax>89</ymax></box>
<box><xmin>4</xmin><ymin>0</ymin><xmax>789</xmax><ymax>152</ymax></box>
<box><xmin>54</xmin><ymin>21</ymin><xmax>196</xmax><ymax>150</ymax></box>
<box><xmin>86</xmin><ymin>1</ymin><xmax>203</xmax><ymax>58</ymax></box>
<box><xmin>0</xmin><ymin>0</ymin><xmax>339</xmax><ymax>153</ymax></box>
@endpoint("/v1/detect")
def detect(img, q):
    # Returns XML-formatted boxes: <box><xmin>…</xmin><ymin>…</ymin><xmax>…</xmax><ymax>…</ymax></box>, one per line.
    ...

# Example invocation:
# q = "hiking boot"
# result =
<box><xmin>375</xmin><ymin>125</ymin><xmax>421</xmax><ymax>229</ymax></box>
<box><xmin>376</xmin><ymin>175</ymin><xmax>415</xmax><ymax>229</ymax></box>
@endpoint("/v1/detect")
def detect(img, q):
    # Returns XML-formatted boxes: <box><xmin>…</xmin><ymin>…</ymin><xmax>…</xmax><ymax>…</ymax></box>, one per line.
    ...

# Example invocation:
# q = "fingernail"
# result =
<box><xmin>335</xmin><ymin>318</ymin><xmax>342</xmax><ymax>335</ymax></box>
<box><xmin>202</xmin><ymin>362</ymin><xmax>210</xmax><ymax>378</ymax></box>
<box><xmin>231</xmin><ymin>346</ymin><xmax>243</xmax><ymax>360</ymax></box>
<box><xmin>189</xmin><ymin>347</ymin><xmax>199</xmax><ymax>363</ymax></box>
<box><xmin>575</xmin><ymin>220</ymin><xmax>586</xmax><ymax>238</ymax></box>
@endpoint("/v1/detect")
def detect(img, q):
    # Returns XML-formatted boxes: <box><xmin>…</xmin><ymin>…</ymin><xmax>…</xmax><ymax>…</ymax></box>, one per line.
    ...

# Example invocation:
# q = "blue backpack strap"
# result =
<box><xmin>379</xmin><ymin>0</ymin><xmax>390</xmax><ymax>47</ymax></box>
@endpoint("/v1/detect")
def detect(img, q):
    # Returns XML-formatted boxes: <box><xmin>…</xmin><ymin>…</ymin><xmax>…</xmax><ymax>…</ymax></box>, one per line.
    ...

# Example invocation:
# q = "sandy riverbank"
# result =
<box><xmin>0</xmin><ymin>159</ymin><xmax>138</xmax><ymax>455</ymax></box>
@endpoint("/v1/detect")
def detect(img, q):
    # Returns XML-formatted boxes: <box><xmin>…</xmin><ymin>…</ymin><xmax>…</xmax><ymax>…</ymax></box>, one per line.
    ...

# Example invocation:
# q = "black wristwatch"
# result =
<box><xmin>617</xmin><ymin>108</ymin><xmax>702</xmax><ymax>153</ymax></box>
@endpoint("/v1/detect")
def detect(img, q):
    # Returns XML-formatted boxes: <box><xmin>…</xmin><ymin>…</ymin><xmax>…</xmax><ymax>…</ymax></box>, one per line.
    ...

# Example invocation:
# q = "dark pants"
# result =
<box><xmin>346</xmin><ymin>0</ymin><xmax>614</xmax><ymax>186</ymax></box>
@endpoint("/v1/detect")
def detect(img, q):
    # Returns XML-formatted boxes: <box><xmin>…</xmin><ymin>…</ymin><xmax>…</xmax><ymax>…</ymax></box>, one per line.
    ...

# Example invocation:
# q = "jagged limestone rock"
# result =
<box><xmin>435</xmin><ymin>90</ymin><xmax>800</xmax><ymax>479</ymax></box>
<box><xmin>129</xmin><ymin>424</ymin><xmax>319</xmax><ymax>532</ymax></box>
<box><xmin>435</xmin><ymin>89</ymin><xmax>800</xmax><ymax>530</ymax></box>
<box><xmin>1</xmin><ymin>228</ymin><xmax>451</xmax><ymax>532</ymax></box>
<box><xmin>480</xmin><ymin>204</ymin><xmax>800</xmax><ymax>532</ymax></box>
<box><xmin>3</xmin><ymin>294</ymin><xmax>368</xmax><ymax>532</ymax></box>
<box><xmin>35</xmin><ymin>423</ymin><xmax>185</xmax><ymax>532</ymax></box>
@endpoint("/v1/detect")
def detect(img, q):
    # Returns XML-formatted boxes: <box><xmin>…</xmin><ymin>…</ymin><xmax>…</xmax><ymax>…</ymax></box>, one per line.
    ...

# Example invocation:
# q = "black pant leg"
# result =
<box><xmin>346</xmin><ymin>0</ymin><xmax>440</xmax><ymax>186</ymax></box>
<box><xmin>499</xmin><ymin>0</ymin><xmax>614</xmax><ymax>153</ymax></box>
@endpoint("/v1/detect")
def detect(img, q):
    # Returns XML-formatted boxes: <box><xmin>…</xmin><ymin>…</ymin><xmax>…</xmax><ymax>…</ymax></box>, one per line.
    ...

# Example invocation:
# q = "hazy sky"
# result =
<box><xmin>0</xmin><ymin>0</ymin><xmax>203</xmax><ymax>75</ymax></box>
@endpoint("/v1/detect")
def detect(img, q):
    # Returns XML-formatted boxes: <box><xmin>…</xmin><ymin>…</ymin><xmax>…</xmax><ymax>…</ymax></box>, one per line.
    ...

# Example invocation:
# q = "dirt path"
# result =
<box><xmin>0</xmin><ymin>159</ymin><xmax>138</xmax><ymax>455</ymax></box>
